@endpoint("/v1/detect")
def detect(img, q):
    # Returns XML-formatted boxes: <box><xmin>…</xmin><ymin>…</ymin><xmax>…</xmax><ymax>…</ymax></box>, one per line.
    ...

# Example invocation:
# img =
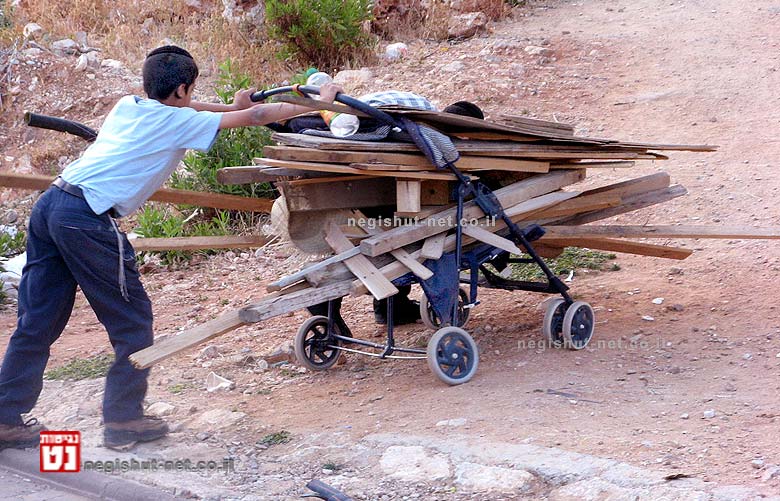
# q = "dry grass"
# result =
<box><xmin>10</xmin><ymin>0</ymin><xmax>291</xmax><ymax>85</ymax></box>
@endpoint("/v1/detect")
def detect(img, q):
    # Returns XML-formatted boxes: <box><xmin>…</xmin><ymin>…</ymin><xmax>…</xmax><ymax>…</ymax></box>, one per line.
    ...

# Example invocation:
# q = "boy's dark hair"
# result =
<box><xmin>443</xmin><ymin>101</ymin><xmax>484</xmax><ymax>120</ymax></box>
<box><xmin>142</xmin><ymin>46</ymin><xmax>199</xmax><ymax>100</ymax></box>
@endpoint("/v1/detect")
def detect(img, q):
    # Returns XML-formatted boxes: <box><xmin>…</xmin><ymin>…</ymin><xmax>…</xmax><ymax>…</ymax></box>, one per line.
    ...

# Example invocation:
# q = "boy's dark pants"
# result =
<box><xmin>0</xmin><ymin>187</ymin><xmax>153</xmax><ymax>426</ymax></box>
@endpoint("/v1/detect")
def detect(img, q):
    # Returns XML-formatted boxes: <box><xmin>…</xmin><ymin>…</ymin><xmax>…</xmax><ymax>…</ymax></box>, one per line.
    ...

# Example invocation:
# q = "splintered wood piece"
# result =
<box><xmin>420</xmin><ymin>233</ymin><xmax>447</xmax><ymax>260</ymax></box>
<box><xmin>266</xmin><ymin>246</ymin><xmax>362</xmax><ymax>292</ymax></box>
<box><xmin>325</xmin><ymin>223</ymin><xmax>399</xmax><ymax>300</ymax></box>
<box><xmin>130</xmin><ymin>310</ymin><xmax>245</xmax><ymax>369</ymax></box>
<box><xmin>518</xmin><ymin>192</ymin><xmax>622</xmax><ymax>220</ymax></box>
<box><xmin>462</xmin><ymin>225</ymin><xmax>522</xmax><ymax>255</ymax></box>
<box><xmin>582</xmin><ymin>172</ymin><xmax>670</xmax><ymax>198</ymax></box>
<box><xmin>359</xmin><ymin>224</ymin><xmax>434</xmax><ymax>280</ymax></box>
<box><xmin>543</xmin><ymin>225</ymin><xmax>780</xmax><ymax>240</ymax></box>
<box><xmin>540</xmin><ymin>237</ymin><xmax>692</xmax><ymax>260</ymax></box>
<box><xmin>396</xmin><ymin>180</ymin><xmax>422</xmax><ymax>214</ymax></box>
<box><xmin>359</xmin><ymin>170</ymin><xmax>585</xmax><ymax>257</ymax></box>
<box><xmin>239</xmin><ymin>280</ymin><xmax>355</xmax><ymax>323</ymax></box>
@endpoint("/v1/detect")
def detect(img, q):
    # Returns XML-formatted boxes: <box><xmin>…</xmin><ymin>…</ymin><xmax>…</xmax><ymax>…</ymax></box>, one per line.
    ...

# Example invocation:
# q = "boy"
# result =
<box><xmin>0</xmin><ymin>45</ymin><xmax>343</xmax><ymax>451</ymax></box>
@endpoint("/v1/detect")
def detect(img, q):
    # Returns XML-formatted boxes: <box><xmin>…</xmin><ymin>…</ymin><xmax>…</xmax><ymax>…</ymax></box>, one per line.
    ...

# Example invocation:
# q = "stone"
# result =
<box><xmin>710</xmin><ymin>485</ymin><xmax>764</xmax><ymax>500</ymax></box>
<box><xmin>680</xmin><ymin>413</ymin><xmax>689</xmax><ymax>420</ymax></box>
<box><xmin>192</xmin><ymin>408</ymin><xmax>246</xmax><ymax>430</ymax></box>
<box><xmin>436</xmin><ymin>418</ymin><xmax>467</xmax><ymax>427</ymax></box>
<box><xmin>379</xmin><ymin>446</ymin><xmax>451</xmax><ymax>482</ymax></box>
<box><xmin>751</xmin><ymin>459</ymin><xmax>765</xmax><ymax>469</ymax></box>
<box><xmin>101</xmin><ymin>59</ymin><xmax>125</xmax><ymax>71</ymax></box>
<box><xmin>147</xmin><ymin>402</ymin><xmax>176</xmax><ymax>417</ymax></box>
<box><xmin>75</xmin><ymin>52</ymin><xmax>100</xmax><ymax>72</ymax></box>
<box><xmin>548</xmin><ymin>477</ymin><xmax>633</xmax><ymax>500</ymax></box>
<box><xmin>525</xmin><ymin>45</ymin><xmax>554</xmax><ymax>56</ymax></box>
<box><xmin>702</xmin><ymin>409</ymin><xmax>716</xmax><ymax>419</ymax></box>
<box><xmin>448</xmin><ymin>11</ymin><xmax>488</xmax><ymax>39</ymax></box>
<box><xmin>200</xmin><ymin>345</ymin><xmax>220</xmax><ymax>359</ymax></box>
<box><xmin>23</xmin><ymin>23</ymin><xmax>44</xmax><ymax>39</ymax></box>
<box><xmin>762</xmin><ymin>465</ymin><xmax>780</xmax><ymax>481</ymax></box>
<box><xmin>442</xmin><ymin>61</ymin><xmax>466</xmax><ymax>72</ymax></box>
<box><xmin>333</xmin><ymin>68</ymin><xmax>374</xmax><ymax>86</ymax></box>
<box><xmin>454</xmin><ymin>462</ymin><xmax>534</xmax><ymax>493</ymax></box>
<box><xmin>222</xmin><ymin>0</ymin><xmax>264</xmax><ymax>26</ymax></box>
<box><xmin>51</xmin><ymin>39</ymin><xmax>79</xmax><ymax>56</ymax></box>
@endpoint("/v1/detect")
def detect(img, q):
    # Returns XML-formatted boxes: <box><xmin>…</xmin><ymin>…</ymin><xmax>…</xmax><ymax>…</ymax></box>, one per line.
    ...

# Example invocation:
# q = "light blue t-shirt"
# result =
<box><xmin>61</xmin><ymin>96</ymin><xmax>222</xmax><ymax>217</ymax></box>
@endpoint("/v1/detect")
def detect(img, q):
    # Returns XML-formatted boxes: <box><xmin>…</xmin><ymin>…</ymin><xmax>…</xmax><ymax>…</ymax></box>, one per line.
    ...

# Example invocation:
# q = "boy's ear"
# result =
<box><xmin>174</xmin><ymin>83</ymin><xmax>187</xmax><ymax>99</ymax></box>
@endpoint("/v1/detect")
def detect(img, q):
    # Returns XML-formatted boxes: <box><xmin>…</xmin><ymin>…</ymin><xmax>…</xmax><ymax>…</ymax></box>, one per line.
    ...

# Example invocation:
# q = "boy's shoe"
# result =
<box><xmin>0</xmin><ymin>418</ymin><xmax>46</xmax><ymax>450</ymax></box>
<box><xmin>104</xmin><ymin>415</ymin><xmax>169</xmax><ymax>451</ymax></box>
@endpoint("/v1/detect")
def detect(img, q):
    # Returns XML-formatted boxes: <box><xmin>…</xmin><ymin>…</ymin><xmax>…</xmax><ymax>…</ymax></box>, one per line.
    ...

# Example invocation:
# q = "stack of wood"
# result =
<box><xmin>130</xmin><ymin>109</ymin><xmax>780</xmax><ymax>368</ymax></box>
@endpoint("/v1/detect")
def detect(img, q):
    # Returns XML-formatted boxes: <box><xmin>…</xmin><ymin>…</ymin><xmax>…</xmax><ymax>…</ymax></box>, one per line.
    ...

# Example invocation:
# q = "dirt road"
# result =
<box><xmin>1</xmin><ymin>0</ymin><xmax>779</xmax><ymax>498</ymax></box>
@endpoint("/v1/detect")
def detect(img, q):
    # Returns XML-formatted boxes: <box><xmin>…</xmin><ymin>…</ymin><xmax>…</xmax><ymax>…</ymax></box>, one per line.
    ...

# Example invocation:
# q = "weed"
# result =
<box><xmin>510</xmin><ymin>247</ymin><xmax>617</xmax><ymax>281</ymax></box>
<box><xmin>44</xmin><ymin>354</ymin><xmax>113</xmax><ymax>381</ymax></box>
<box><xmin>322</xmin><ymin>461</ymin><xmax>341</xmax><ymax>471</ymax></box>
<box><xmin>265</xmin><ymin>0</ymin><xmax>377</xmax><ymax>69</ymax></box>
<box><xmin>0</xmin><ymin>228</ymin><xmax>25</xmax><ymax>257</ymax></box>
<box><xmin>258</xmin><ymin>430</ymin><xmax>292</xmax><ymax>446</ymax></box>
<box><xmin>167</xmin><ymin>382</ymin><xmax>193</xmax><ymax>394</ymax></box>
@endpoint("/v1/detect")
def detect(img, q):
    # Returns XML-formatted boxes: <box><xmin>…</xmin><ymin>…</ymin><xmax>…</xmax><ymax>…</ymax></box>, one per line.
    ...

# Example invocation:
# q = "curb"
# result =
<box><xmin>0</xmin><ymin>449</ymin><xmax>180</xmax><ymax>501</ymax></box>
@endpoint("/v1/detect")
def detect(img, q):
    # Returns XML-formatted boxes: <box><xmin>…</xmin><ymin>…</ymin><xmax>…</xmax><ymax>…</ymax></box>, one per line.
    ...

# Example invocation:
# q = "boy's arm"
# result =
<box><xmin>189</xmin><ymin>87</ymin><xmax>256</xmax><ymax>113</ymax></box>
<box><xmin>218</xmin><ymin>83</ymin><xmax>344</xmax><ymax>130</ymax></box>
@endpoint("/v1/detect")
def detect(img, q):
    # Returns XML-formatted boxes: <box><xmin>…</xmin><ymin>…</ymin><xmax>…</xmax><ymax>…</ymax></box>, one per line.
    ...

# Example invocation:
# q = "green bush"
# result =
<box><xmin>0</xmin><ymin>229</ymin><xmax>25</xmax><ymax>257</ymax></box>
<box><xmin>265</xmin><ymin>0</ymin><xmax>376</xmax><ymax>68</ymax></box>
<box><xmin>134</xmin><ymin>205</ymin><xmax>231</xmax><ymax>266</ymax></box>
<box><xmin>510</xmin><ymin>248</ymin><xmax>618</xmax><ymax>281</ymax></box>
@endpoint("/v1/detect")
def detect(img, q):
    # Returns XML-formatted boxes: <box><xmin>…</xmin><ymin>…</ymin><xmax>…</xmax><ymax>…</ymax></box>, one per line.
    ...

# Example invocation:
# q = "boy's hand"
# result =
<box><xmin>318</xmin><ymin>83</ymin><xmax>343</xmax><ymax>104</ymax></box>
<box><xmin>232</xmin><ymin>87</ymin><xmax>257</xmax><ymax>111</ymax></box>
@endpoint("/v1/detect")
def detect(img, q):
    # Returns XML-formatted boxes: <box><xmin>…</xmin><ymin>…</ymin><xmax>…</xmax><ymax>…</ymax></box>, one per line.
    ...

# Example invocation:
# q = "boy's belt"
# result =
<box><xmin>52</xmin><ymin>177</ymin><xmax>120</xmax><ymax>218</ymax></box>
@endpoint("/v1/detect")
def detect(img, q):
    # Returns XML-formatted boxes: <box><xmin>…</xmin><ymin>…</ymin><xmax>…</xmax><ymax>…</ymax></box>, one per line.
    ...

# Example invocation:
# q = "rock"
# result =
<box><xmin>525</xmin><ymin>45</ymin><xmax>554</xmax><ymax>56</ymax></box>
<box><xmin>385</xmin><ymin>42</ymin><xmax>408</xmax><ymax>61</ymax></box>
<box><xmin>448</xmin><ymin>11</ymin><xmax>488</xmax><ymax>39</ymax></box>
<box><xmin>74</xmin><ymin>31</ymin><xmax>88</xmax><ymax>47</ymax></box>
<box><xmin>652</xmin><ymin>297</ymin><xmax>664</xmax><ymax>305</ymax></box>
<box><xmin>333</xmin><ymin>68</ymin><xmax>374</xmax><ymax>86</ymax></box>
<box><xmin>442</xmin><ymin>61</ymin><xmax>466</xmax><ymax>72</ymax></box>
<box><xmin>454</xmin><ymin>462</ymin><xmax>534</xmax><ymax>493</ymax></box>
<box><xmin>51</xmin><ymin>39</ymin><xmax>79</xmax><ymax>56</ymax></box>
<box><xmin>101</xmin><ymin>59</ymin><xmax>125</xmax><ymax>71</ymax></box>
<box><xmin>702</xmin><ymin>409</ymin><xmax>716</xmax><ymax>419</ymax></box>
<box><xmin>548</xmin><ymin>477</ymin><xmax>632</xmax><ymax>500</ymax></box>
<box><xmin>436</xmin><ymin>418</ymin><xmax>467</xmax><ymax>427</ymax></box>
<box><xmin>379</xmin><ymin>446</ymin><xmax>451</xmax><ymax>482</ymax></box>
<box><xmin>147</xmin><ymin>402</ymin><xmax>176</xmax><ymax>417</ymax></box>
<box><xmin>196</xmin><ymin>431</ymin><xmax>211</xmax><ymax>441</ymax></box>
<box><xmin>669</xmin><ymin>267</ymin><xmax>684</xmax><ymax>275</ymax></box>
<box><xmin>200</xmin><ymin>345</ymin><xmax>220</xmax><ymax>359</ymax></box>
<box><xmin>641</xmin><ymin>315</ymin><xmax>655</xmax><ymax>322</ymax></box>
<box><xmin>192</xmin><ymin>408</ymin><xmax>246</xmax><ymax>430</ymax></box>
<box><xmin>75</xmin><ymin>52</ymin><xmax>100</xmax><ymax>72</ymax></box>
<box><xmin>23</xmin><ymin>23</ymin><xmax>44</xmax><ymax>39</ymax></box>
<box><xmin>762</xmin><ymin>465</ymin><xmax>780</xmax><ymax>481</ymax></box>
<box><xmin>751</xmin><ymin>459</ymin><xmax>765</xmax><ymax>469</ymax></box>
<box><xmin>221</xmin><ymin>0</ymin><xmax>264</xmax><ymax>26</ymax></box>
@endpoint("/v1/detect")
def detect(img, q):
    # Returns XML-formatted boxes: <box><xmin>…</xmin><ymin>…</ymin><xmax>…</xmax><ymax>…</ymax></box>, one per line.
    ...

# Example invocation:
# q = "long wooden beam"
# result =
<box><xmin>544</xmin><ymin>225</ymin><xmax>780</xmax><ymax>240</ymax></box>
<box><xmin>0</xmin><ymin>172</ymin><xmax>274</xmax><ymax>212</ymax></box>
<box><xmin>131</xmin><ymin>235</ymin><xmax>269</xmax><ymax>252</ymax></box>
<box><xmin>540</xmin><ymin>237</ymin><xmax>693</xmax><ymax>260</ymax></box>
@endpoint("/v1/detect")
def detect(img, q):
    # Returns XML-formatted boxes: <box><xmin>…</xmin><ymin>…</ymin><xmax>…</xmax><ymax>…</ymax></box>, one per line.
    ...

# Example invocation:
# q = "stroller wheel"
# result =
<box><xmin>542</xmin><ymin>298</ymin><xmax>567</xmax><ymax>348</ymax></box>
<box><xmin>294</xmin><ymin>316</ymin><xmax>342</xmax><ymax>370</ymax></box>
<box><xmin>427</xmin><ymin>327</ymin><xmax>479</xmax><ymax>385</ymax></box>
<box><xmin>420</xmin><ymin>288</ymin><xmax>471</xmax><ymax>331</ymax></box>
<box><xmin>562</xmin><ymin>301</ymin><xmax>595</xmax><ymax>350</ymax></box>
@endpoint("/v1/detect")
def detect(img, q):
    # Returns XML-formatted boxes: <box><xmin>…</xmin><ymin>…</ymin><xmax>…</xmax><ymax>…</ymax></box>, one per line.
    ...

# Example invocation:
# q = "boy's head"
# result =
<box><xmin>443</xmin><ymin>101</ymin><xmax>484</xmax><ymax>120</ymax></box>
<box><xmin>142</xmin><ymin>45</ymin><xmax>199</xmax><ymax>101</ymax></box>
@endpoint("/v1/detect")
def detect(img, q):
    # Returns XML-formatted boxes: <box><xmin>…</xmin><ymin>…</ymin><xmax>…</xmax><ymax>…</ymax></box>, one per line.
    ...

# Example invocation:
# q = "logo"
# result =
<box><xmin>40</xmin><ymin>431</ymin><xmax>81</xmax><ymax>473</ymax></box>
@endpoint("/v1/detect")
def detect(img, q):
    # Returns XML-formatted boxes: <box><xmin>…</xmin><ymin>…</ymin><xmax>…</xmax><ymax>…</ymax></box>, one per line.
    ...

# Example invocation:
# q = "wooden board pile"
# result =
<box><xmin>130</xmin><ymin>109</ymin><xmax>780</xmax><ymax>368</ymax></box>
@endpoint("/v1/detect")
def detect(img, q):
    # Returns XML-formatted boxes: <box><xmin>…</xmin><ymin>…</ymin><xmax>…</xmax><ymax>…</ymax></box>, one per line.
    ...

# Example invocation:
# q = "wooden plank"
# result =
<box><xmin>325</xmin><ymin>223</ymin><xmax>399</xmax><ymax>300</ymax></box>
<box><xmin>540</xmin><ymin>237</ymin><xmax>692</xmax><ymax>260</ymax></box>
<box><xmin>420</xmin><ymin>233</ymin><xmax>447</xmax><ymax>260</ymax></box>
<box><xmin>359</xmin><ymin>224</ymin><xmax>434</xmax><ymax>280</ymax></box>
<box><xmin>359</xmin><ymin>170</ymin><xmax>585</xmax><ymax>257</ymax></box>
<box><xmin>550</xmin><ymin>161</ymin><xmax>635</xmax><ymax>169</ymax></box>
<box><xmin>129</xmin><ymin>310</ymin><xmax>245</xmax><ymax>369</ymax></box>
<box><xmin>543</xmin><ymin>225</ymin><xmax>780</xmax><ymax>240</ymax></box>
<box><xmin>553</xmin><ymin>185</ymin><xmax>688</xmax><ymax>226</ymax></box>
<box><xmin>499</xmin><ymin>114</ymin><xmax>575</xmax><ymax>132</ymax></box>
<box><xmin>239</xmin><ymin>280</ymin><xmax>355</xmax><ymax>323</ymax></box>
<box><xmin>0</xmin><ymin>172</ymin><xmax>274</xmax><ymax>212</ymax></box>
<box><xmin>396</xmin><ymin>180</ymin><xmax>421</xmax><ymax>214</ymax></box>
<box><xmin>281</xmin><ymin>177</ymin><xmax>396</xmax><ymax>211</ymax></box>
<box><xmin>462</xmin><ymin>225</ymin><xmax>522</xmax><ymax>255</ymax></box>
<box><xmin>582</xmin><ymin>172</ymin><xmax>670</xmax><ymax>198</ymax></box>
<box><xmin>254</xmin><ymin>158</ymin><xmax>465</xmax><ymax>181</ymax></box>
<box><xmin>217</xmin><ymin>166</ymin><xmax>337</xmax><ymax>184</ymax></box>
<box><xmin>518</xmin><ymin>192</ymin><xmax>622</xmax><ymax>220</ymax></box>
<box><xmin>286</xmin><ymin>175</ymin><xmax>372</xmax><ymax>186</ymax></box>
<box><xmin>131</xmin><ymin>235</ymin><xmax>269</xmax><ymax>252</ymax></box>
<box><xmin>420</xmin><ymin>180</ymin><xmax>451</xmax><ymax>206</ymax></box>
<box><xmin>266</xmin><ymin>246</ymin><xmax>362</xmax><ymax>292</ymax></box>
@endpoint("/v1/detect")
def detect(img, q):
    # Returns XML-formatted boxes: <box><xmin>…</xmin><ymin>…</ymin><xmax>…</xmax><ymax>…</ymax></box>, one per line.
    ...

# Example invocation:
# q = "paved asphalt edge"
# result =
<box><xmin>0</xmin><ymin>448</ymin><xmax>180</xmax><ymax>501</ymax></box>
